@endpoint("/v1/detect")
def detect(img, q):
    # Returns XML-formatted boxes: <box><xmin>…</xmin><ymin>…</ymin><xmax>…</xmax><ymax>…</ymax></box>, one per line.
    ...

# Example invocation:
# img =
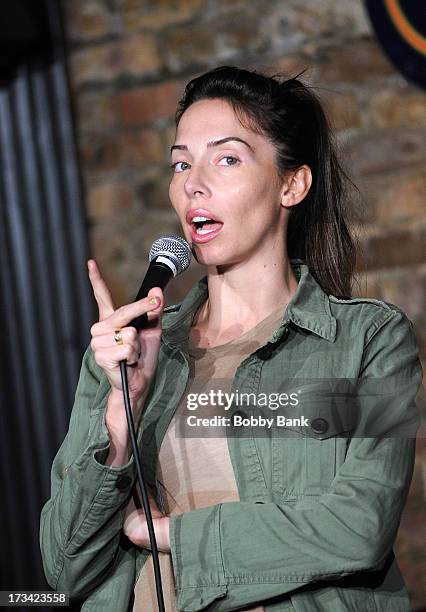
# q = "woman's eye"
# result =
<box><xmin>170</xmin><ymin>157</ymin><xmax>239</xmax><ymax>172</ymax></box>
<box><xmin>170</xmin><ymin>161</ymin><xmax>190</xmax><ymax>173</ymax></box>
<box><xmin>218</xmin><ymin>156</ymin><xmax>239</xmax><ymax>166</ymax></box>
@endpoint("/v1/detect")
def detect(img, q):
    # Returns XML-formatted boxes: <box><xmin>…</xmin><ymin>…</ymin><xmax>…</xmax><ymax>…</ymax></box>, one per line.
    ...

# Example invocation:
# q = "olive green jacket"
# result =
<box><xmin>40</xmin><ymin>259</ymin><xmax>423</xmax><ymax>611</ymax></box>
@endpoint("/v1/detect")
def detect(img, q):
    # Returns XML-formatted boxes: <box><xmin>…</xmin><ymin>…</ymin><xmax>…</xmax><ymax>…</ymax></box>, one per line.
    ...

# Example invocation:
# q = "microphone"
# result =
<box><xmin>129</xmin><ymin>234</ymin><xmax>192</xmax><ymax>331</ymax></box>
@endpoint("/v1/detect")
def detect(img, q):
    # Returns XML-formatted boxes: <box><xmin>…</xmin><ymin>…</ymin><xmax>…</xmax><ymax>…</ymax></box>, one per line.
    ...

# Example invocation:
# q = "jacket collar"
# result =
<box><xmin>162</xmin><ymin>258</ymin><xmax>337</xmax><ymax>346</ymax></box>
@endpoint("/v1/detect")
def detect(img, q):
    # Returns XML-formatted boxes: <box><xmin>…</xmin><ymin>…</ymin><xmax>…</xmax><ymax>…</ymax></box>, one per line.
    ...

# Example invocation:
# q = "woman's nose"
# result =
<box><xmin>184</xmin><ymin>165</ymin><xmax>211</xmax><ymax>198</ymax></box>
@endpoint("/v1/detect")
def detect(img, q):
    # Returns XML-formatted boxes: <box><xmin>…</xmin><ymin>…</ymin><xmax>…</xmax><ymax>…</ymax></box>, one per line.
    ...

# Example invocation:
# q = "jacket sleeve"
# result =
<box><xmin>39</xmin><ymin>345</ymin><xmax>137</xmax><ymax>599</ymax></box>
<box><xmin>169</xmin><ymin>309</ymin><xmax>424</xmax><ymax>611</ymax></box>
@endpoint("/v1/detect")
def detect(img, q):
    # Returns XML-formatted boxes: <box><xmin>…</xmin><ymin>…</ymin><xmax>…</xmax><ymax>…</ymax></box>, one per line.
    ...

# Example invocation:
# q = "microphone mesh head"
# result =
<box><xmin>149</xmin><ymin>235</ymin><xmax>192</xmax><ymax>275</ymax></box>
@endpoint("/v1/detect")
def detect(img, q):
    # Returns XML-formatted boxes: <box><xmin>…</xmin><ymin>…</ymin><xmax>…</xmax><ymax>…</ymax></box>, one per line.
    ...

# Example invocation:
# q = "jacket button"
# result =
<box><xmin>311</xmin><ymin>417</ymin><xmax>329</xmax><ymax>434</ymax></box>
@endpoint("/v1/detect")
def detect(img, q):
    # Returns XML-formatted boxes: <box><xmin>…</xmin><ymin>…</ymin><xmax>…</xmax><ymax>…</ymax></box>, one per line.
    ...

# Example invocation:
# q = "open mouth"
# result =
<box><xmin>191</xmin><ymin>215</ymin><xmax>223</xmax><ymax>235</ymax></box>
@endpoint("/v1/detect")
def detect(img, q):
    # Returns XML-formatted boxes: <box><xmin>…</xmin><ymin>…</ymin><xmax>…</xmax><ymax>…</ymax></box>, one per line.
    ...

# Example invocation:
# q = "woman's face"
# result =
<box><xmin>169</xmin><ymin>98</ymin><xmax>288</xmax><ymax>268</ymax></box>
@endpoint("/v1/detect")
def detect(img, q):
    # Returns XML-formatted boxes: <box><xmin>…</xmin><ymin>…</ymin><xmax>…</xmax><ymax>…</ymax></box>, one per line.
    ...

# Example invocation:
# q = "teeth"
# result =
<box><xmin>192</xmin><ymin>216</ymin><xmax>212</xmax><ymax>223</ymax></box>
<box><xmin>196</xmin><ymin>227</ymin><xmax>216</xmax><ymax>235</ymax></box>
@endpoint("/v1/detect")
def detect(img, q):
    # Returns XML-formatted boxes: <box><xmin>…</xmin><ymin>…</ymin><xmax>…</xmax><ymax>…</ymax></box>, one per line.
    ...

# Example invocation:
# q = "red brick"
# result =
<box><xmin>162</xmin><ymin>13</ymin><xmax>266</xmax><ymax>72</ymax></box>
<box><xmin>358</xmin><ymin>226</ymin><xmax>426</xmax><ymax>271</ymax></box>
<box><xmin>322</xmin><ymin>91</ymin><xmax>362</xmax><ymax>131</ymax></box>
<box><xmin>137</xmin><ymin>170</ymin><xmax>172</xmax><ymax>210</ymax></box>
<box><xmin>122</xmin><ymin>0</ymin><xmax>203</xmax><ymax>31</ymax></box>
<box><xmin>87</xmin><ymin>182</ymin><xmax>133</xmax><ymax>220</ymax></box>
<box><xmin>369</xmin><ymin>88</ymin><xmax>426</xmax><ymax>129</ymax></box>
<box><xmin>63</xmin><ymin>0</ymin><xmax>113</xmax><ymax>43</ymax></box>
<box><xmin>317</xmin><ymin>39</ymin><xmax>396</xmax><ymax>85</ymax></box>
<box><xmin>79</xmin><ymin>129</ymin><xmax>166</xmax><ymax>177</ymax></box>
<box><xmin>68</xmin><ymin>45</ymin><xmax>114</xmax><ymax>89</ymax></box>
<box><xmin>69</xmin><ymin>34</ymin><xmax>161</xmax><ymax>88</ymax></box>
<box><xmin>365</xmin><ymin>168</ymin><xmax>426</xmax><ymax>225</ymax></box>
<box><xmin>354</xmin><ymin>265</ymin><xmax>426</xmax><ymax>327</ymax></box>
<box><xmin>341</xmin><ymin>126</ymin><xmax>426</xmax><ymax>177</ymax></box>
<box><xmin>118</xmin><ymin>129</ymin><xmax>164</xmax><ymax>166</ymax></box>
<box><xmin>118</xmin><ymin>81</ymin><xmax>184</xmax><ymax>126</ymax></box>
<box><xmin>116</xmin><ymin>33</ymin><xmax>162</xmax><ymax>77</ymax></box>
<box><xmin>79</xmin><ymin>134</ymin><xmax>120</xmax><ymax>175</ymax></box>
<box><xmin>75</xmin><ymin>92</ymin><xmax>117</xmax><ymax>132</ymax></box>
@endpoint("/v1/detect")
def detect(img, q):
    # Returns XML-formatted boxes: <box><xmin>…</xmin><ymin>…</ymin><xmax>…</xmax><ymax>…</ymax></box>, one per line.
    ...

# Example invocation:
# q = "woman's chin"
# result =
<box><xmin>193</xmin><ymin>250</ymin><xmax>228</xmax><ymax>268</ymax></box>
<box><xmin>194</xmin><ymin>252</ymin><xmax>239</xmax><ymax>273</ymax></box>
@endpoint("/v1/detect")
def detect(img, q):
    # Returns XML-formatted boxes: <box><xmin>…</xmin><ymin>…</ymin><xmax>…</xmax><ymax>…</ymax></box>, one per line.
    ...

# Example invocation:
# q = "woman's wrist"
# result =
<box><xmin>106</xmin><ymin>390</ymin><xmax>144</xmax><ymax>429</ymax></box>
<box><xmin>104</xmin><ymin>392</ymin><xmax>131</xmax><ymax>466</ymax></box>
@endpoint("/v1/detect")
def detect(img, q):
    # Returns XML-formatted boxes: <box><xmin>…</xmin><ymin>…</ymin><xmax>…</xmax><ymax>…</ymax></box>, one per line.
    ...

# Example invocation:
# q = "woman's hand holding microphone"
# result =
<box><xmin>87</xmin><ymin>259</ymin><xmax>170</xmax><ymax>552</ymax></box>
<box><xmin>87</xmin><ymin>259</ymin><xmax>164</xmax><ymax>463</ymax></box>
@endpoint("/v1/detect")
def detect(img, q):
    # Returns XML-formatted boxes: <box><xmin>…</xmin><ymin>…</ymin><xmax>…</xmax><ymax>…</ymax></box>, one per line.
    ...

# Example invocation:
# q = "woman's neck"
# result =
<box><xmin>190</xmin><ymin>257</ymin><xmax>298</xmax><ymax>348</ymax></box>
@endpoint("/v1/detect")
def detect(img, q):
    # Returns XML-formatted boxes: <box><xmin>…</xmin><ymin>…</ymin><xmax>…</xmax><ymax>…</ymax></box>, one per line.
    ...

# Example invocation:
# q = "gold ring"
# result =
<box><xmin>114</xmin><ymin>328</ymin><xmax>123</xmax><ymax>345</ymax></box>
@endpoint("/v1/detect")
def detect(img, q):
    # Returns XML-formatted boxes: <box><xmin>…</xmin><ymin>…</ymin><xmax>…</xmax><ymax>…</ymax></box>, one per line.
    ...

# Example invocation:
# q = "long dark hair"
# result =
<box><xmin>174</xmin><ymin>65</ymin><xmax>360</xmax><ymax>299</ymax></box>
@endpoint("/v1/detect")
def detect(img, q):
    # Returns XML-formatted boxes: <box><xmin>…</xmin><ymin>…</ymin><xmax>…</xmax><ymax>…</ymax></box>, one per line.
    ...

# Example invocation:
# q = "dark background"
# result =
<box><xmin>0</xmin><ymin>1</ymin><xmax>92</xmax><ymax>610</ymax></box>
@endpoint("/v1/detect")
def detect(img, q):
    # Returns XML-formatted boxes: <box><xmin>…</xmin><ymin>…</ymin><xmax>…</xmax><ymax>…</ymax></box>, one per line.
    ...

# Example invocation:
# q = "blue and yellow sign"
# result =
<box><xmin>365</xmin><ymin>0</ymin><xmax>425</xmax><ymax>89</ymax></box>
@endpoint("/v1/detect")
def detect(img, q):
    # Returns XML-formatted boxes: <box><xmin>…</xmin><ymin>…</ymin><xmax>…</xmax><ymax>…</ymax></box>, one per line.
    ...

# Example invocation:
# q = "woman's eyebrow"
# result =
<box><xmin>170</xmin><ymin>136</ymin><xmax>255</xmax><ymax>154</ymax></box>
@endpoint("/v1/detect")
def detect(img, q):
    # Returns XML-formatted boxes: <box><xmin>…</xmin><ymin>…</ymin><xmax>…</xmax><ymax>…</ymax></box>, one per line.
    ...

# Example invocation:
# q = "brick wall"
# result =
<box><xmin>62</xmin><ymin>0</ymin><xmax>426</xmax><ymax>606</ymax></box>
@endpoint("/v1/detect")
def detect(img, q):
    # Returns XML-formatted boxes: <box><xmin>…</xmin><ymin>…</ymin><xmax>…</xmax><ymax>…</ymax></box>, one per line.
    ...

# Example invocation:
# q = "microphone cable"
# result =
<box><xmin>118</xmin><ymin>235</ymin><xmax>191</xmax><ymax>612</ymax></box>
<box><xmin>119</xmin><ymin>359</ymin><xmax>165</xmax><ymax>612</ymax></box>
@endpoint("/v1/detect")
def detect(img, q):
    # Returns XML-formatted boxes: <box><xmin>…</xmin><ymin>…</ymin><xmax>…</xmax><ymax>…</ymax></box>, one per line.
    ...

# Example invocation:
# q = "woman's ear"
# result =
<box><xmin>280</xmin><ymin>165</ymin><xmax>312</xmax><ymax>208</ymax></box>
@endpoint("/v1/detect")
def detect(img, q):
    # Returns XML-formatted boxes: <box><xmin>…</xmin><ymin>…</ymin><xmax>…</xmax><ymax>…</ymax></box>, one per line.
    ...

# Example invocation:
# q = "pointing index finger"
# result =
<box><xmin>87</xmin><ymin>259</ymin><xmax>115</xmax><ymax>321</ymax></box>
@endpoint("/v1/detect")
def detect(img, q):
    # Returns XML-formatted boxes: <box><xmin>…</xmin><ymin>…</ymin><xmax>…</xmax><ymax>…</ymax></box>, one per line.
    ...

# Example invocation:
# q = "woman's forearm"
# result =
<box><xmin>104</xmin><ymin>390</ymin><xmax>144</xmax><ymax>467</ymax></box>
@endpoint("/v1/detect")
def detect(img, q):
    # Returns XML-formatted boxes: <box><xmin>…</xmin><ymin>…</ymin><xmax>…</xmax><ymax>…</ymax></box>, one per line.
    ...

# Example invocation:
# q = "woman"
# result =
<box><xmin>40</xmin><ymin>66</ymin><xmax>423</xmax><ymax>612</ymax></box>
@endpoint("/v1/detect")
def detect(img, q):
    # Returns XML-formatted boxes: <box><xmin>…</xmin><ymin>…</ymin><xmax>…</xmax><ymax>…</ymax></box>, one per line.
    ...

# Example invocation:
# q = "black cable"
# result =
<box><xmin>114</xmin><ymin>234</ymin><xmax>191</xmax><ymax>611</ymax></box>
<box><xmin>119</xmin><ymin>359</ymin><xmax>165</xmax><ymax>612</ymax></box>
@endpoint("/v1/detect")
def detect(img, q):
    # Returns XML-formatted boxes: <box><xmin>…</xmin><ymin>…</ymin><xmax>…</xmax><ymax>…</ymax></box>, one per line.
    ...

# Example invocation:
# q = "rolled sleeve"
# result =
<box><xmin>170</xmin><ymin>501</ymin><xmax>311</xmax><ymax>611</ymax></box>
<box><xmin>170</xmin><ymin>505</ymin><xmax>227</xmax><ymax>610</ymax></box>
<box><xmin>40</xmin><ymin>346</ymin><xmax>137</xmax><ymax>598</ymax></box>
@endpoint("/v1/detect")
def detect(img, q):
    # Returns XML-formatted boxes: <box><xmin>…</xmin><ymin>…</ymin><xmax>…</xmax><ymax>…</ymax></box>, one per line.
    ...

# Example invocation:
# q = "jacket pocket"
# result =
<box><xmin>271</xmin><ymin>381</ymin><xmax>359</xmax><ymax>500</ymax></box>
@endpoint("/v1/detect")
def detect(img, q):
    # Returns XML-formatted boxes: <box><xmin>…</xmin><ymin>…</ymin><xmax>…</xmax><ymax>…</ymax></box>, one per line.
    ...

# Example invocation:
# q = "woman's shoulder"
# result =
<box><xmin>327</xmin><ymin>294</ymin><xmax>417</xmax><ymax>351</ymax></box>
<box><xmin>328</xmin><ymin>293</ymin><xmax>413</xmax><ymax>324</ymax></box>
<box><xmin>329</xmin><ymin>294</ymin><xmax>406</xmax><ymax>314</ymax></box>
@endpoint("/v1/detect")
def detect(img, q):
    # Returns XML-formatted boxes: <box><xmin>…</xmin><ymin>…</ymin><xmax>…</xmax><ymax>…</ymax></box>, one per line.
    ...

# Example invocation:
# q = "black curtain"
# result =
<box><xmin>0</xmin><ymin>1</ymin><xmax>94</xmax><ymax>608</ymax></box>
